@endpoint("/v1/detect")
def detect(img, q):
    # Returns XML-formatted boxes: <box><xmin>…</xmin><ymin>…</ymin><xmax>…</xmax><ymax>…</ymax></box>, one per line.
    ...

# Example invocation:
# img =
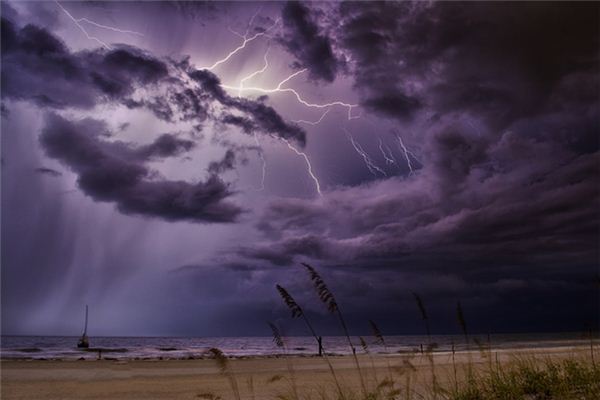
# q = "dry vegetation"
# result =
<box><xmin>200</xmin><ymin>263</ymin><xmax>599</xmax><ymax>400</ymax></box>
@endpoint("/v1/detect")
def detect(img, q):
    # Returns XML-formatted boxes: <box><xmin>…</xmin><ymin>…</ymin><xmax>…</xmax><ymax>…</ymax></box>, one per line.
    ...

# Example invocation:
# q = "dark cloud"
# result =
<box><xmin>101</xmin><ymin>47</ymin><xmax>168</xmax><ymax>84</ymax></box>
<box><xmin>279</xmin><ymin>1</ymin><xmax>340</xmax><ymax>82</ymax></box>
<box><xmin>40</xmin><ymin>114</ymin><xmax>242</xmax><ymax>223</ymax></box>
<box><xmin>0</xmin><ymin>2</ymin><xmax>18</xmax><ymax>24</ymax></box>
<box><xmin>188</xmin><ymin>68</ymin><xmax>228</xmax><ymax>100</ymax></box>
<box><xmin>362</xmin><ymin>93</ymin><xmax>421</xmax><ymax>120</ymax></box>
<box><xmin>221</xmin><ymin>115</ymin><xmax>256</xmax><ymax>134</ymax></box>
<box><xmin>167</xmin><ymin>1</ymin><xmax>220</xmax><ymax>22</ymax></box>
<box><xmin>252</xmin><ymin>130</ymin><xmax>599</xmax><ymax>268</ymax></box>
<box><xmin>34</xmin><ymin>167</ymin><xmax>62</xmax><ymax>177</ymax></box>
<box><xmin>243</xmin><ymin>63</ymin><xmax>599</xmax><ymax>331</ymax></box>
<box><xmin>136</xmin><ymin>134</ymin><xmax>195</xmax><ymax>159</ymax></box>
<box><xmin>337</xmin><ymin>2</ymin><xmax>599</xmax><ymax>125</ymax></box>
<box><xmin>2</xmin><ymin>2</ymin><xmax>598</xmax><ymax>336</ymax></box>
<box><xmin>188</xmin><ymin>69</ymin><xmax>307</xmax><ymax>145</ymax></box>
<box><xmin>170</xmin><ymin>88</ymin><xmax>208</xmax><ymax>122</ymax></box>
<box><xmin>207</xmin><ymin>149</ymin><xmax>236</xmax><ymax>175</ymax></box>
<box><xmin>228</xmin><ymin>97</ymin><xmax>306</xmax><ymax>145</ymax></box>
<box><xmin>1</xmin><ymin>16</ymin><xmax>305</xmax><ymax>146</ymax></box>
<box><xmin>239</xmin><ymin>234</ymin><xmax>331</xmax><ymax>266</ymax></box>
<box><xmin>1</xmin><ymin>18</ymin><xmax>168</xmax><ymax>109</ymax></box>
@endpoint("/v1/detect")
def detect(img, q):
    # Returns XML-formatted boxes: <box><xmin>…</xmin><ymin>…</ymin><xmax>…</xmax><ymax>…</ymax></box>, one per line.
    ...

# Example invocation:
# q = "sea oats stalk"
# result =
<box><xmin>206</xmin><ymin>348</ymin><xmax>240</xmax><ymax>400</ymax></box>
<box><xmin>369</xmin><ymin>319</ymin><xmax>394</xmax><ymax>383</ymax></box>
<box><xmin>413</xmin><ymin>293</ymin><xmax>438</xmax><ymax>397</ymax></box>
<box><xmin>275</xmin><ymin>284</ymin><xmax>345</xmax><ymax>399</ymax></box>
<box><xmin>359</xmin><ymin>336</ymin><xmax>378</xmax><ymax>386</ymax></box>
<box><xmin>592</xmin><ymin>274</ymin><xmax>600</xmax><ymax>368</ymax></box>
<box><xmin>451</xmin><ymin>341</ymin><xmax>458</xmax><ymax>393</ymax></box>
<box><xmin>301</xmin><ymin>263</ymin><xmax>368</xmax><ymax>397</ymax></box>
<box><xmin>457</xmin><ymin>301</ymin><xmax>473</xmax><ymax>381</ymax></box>
<box><xmin>268</xmin><ymin>322</ymin><xmax>299</xmax><ymax>400</ymax></box>
<box><xmin>412</xmin><ymin>293</ymin><xmax>431</xmax><ymax>339</ymax></box>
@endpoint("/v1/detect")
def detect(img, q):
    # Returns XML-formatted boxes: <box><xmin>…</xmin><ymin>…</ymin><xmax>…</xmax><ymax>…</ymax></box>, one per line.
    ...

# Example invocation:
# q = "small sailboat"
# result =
<box><xmin>77</xmin><ymin>305</ymin><xmax>90</xmax><ymax>348</ymax></box>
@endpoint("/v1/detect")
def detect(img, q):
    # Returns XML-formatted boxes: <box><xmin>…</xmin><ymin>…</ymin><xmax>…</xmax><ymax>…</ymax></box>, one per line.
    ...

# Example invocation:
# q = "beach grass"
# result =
<box><xmin>448</xmin><ymin>356</ymin><xmax>600</xmax><ymax>400</ymax></box>
<box><xmin>2</xmin><ymin>264</ymin><xmax>597</xmax><ymax>400</ymax></box>
<box><xmin>259</xmin><ymin>264</ymin><xmax>600</xmax><ymax>400</ymax></box>
<box><xmin>199</xmin><ymin>350</ymin><xmax>599</xmax><ymax>400</ymax></box>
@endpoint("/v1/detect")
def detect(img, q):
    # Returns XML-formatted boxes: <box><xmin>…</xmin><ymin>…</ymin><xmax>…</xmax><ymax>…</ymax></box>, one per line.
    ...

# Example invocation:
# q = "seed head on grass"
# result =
<box><xmin>277</xmin><ymin>285</ymin><xmax>303</xmax><ymax>318</ymax></box>
<box><xmin>457</xmin><ymin>301</ymin><xmax>467</xmax><ymax>337</ymax></box>
<box><xmin>473</xmin><ymin>338</ymin><xmax>489</xmax><ymax>359</ymax></box>
<box><xmin>269</xmin><ymin>322</ymin><xmax>285</xmax><ymax>348</ymax></box>
<box><xmin>376</xmin><ymin>377</ymin><xmax>394</xmax><ymax>389</ymax></box>
<box><xmin>301</xmin><ymin>263</ymin><xmax>338</xmax><ymax>313</ymax></box>
<box><xmin>275</xmin><ymin>283</ymin><xmax>344</xmax><ymax>400</ymax></box>
<box><xmin>413</xmin><ymin>292</ymin><xmax>428</xmax><ymax>321</ymax></box>
<box><xmin>369</xmin><ymin>320</ymin><xmax>386</xmax><ymax>347</ymax></box>
<box><xmin>206</xmin><ymin>348</ymin><xmax>241</xmax><ymax>400</ymax></box>
<box><xmin>267</xmin><ymin>374</ymin><xmax>284</xmax><ymax>384</ymax></box>
<box><xmin>207</xmin><ymin>348</ymin><xmax>228</xmax><ymax>374</ymax></box>
<box><xmin>395</xmin><ymin>357</ymin><xmax>417</xmax><ymax>374</ymax></box>
<box><xmin>359</xmin><ymin>336</ymin><xmax>370</xmax><ymax>353</ymax></box>
<box><xmin>300</xmin><ymin>263</ymin><xmax>367</xmax><ymax>397</ymax></box>
<box><xmin>413</xmin><ymin>292</ymin><xmax>432</xmax><ymax>339</ymax></box>
<box><xmin>197</xmin><ymin>393</ymin><xmax>222</xmax><ymax>400</ymax></box>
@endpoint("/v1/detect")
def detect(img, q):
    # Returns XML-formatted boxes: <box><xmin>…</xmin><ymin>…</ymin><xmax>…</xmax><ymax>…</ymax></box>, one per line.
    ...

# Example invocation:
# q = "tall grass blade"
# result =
<box><xmin>456</xmin><ymin>301</ymin><xmax>473</xmax><ymax>381</ymax></box>
<box><xmin>412</xmin><ymin>292</ymin><xmax>431</xmax><ymax>339</ymax></box>
<box><xmin>206</xmin><ymin>348</ymin><xmax>241</xmax><ymax>400</ymax></box>
<box><xmin>369</xmin><ymin>319</ymin><xmax>385</xmax><ymax>347</ymax></box>
<box><xmin>275</xmin><ymin>284</ymin><xmax>345</xmax><ymax>399</ymax></box>
<box><xmin>369</xmin><ymin>319</ymin><xmax>394</xmax><ymax>384</ymax></box>
<box><xmin>301</xmin><ymin>263</ymin><xmax>367</xmax><ymax>397</ymax></box>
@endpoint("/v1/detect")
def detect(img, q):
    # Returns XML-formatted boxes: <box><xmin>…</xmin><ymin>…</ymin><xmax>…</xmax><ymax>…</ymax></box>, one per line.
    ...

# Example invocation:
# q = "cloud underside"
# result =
<box><xmin>1</xmin><ymin>1</ymin><xmax>598</xmax><ymax>334</ymax></box>
<box><xmin>279</xmin><ymin>1</ymin><xmax>340</xmax><ymax>82</ymax></box>
<box><xmin>234</xmin><ymin>2</ymin><xmax>599</xmax><ymax>296</ymax></box>
<box><xmin>41</xmin><ymin>114</ymin><xmax>242</xmax><ymax>222</ymax></box>
<box><xmin>2</xmin><ymin>2</ymin><xmax>599</xmax><ymax>268</ymax></box>
<box><xmin>1</xmin><ymin>13</ymin><xmax>308</xmax><ymax>223</ymax></box>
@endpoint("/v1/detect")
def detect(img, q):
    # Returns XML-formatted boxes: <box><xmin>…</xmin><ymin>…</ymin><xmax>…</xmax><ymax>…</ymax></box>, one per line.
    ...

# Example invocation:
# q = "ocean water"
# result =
<box><xmin>0</xmin><ymin>332</ymin><xmax>591</xmax><ymax>360</ymax></box>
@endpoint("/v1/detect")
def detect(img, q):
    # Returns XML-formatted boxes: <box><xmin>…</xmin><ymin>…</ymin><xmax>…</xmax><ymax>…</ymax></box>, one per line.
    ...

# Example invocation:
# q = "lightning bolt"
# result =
<box><xmin>292</xmin><ymin>108</ymin><xmax>331</xmax><ymax>126</ymax></box>
<box><xmin>253</xmin><ymin>132</ymin><xmax>267</xmax><ymax>191</ymax></box>
<box><xmin>238</xmin><ymin>47</ymin><xmax>271</xmax><ymax>96</ymax></box>
<box><xmin>55</xmin><ymin>1</ymin><xmax>143</xmax><ymax>49</ymax></box>
<box><xmin>222</xmin><ymin>69</ymin><xmax>360</xmax><ymax>120</ymax></box>
<box><xmin>345</xmin><ymin>129</ymin><xmax>386</xmax><ymax>177</ymax></box>
<box><xmin>282</xmin><ymin>139</ymin><xmax>322</xmax><ymax>196</ymax></box>
<box><xmin>55</xmin><ymin>1</ymin><xmax>111</xmax><ymax>48</ymax></box>
<box><xmin>72</xmin><ymin>18</ymin><xmax>143</xmax><ymax>37</ymax></box>
<box><xmin>395</xmin><ymin>133</ymin><xmax>421</xmax><ymax>175</ymax></box>
<box><xmin>202</xmin><ymin>13</ymin><xmax>358</xmax><ymax>197</ymax></box>
<box><xmin>378</xmin><ymin>138</ymin><xmax>397</xmax><ymax>166</ymax></box>
<box><xmin>201</xmin><ymin>17</ymin><xmax>279</xmax><ymax>71</ymax></box>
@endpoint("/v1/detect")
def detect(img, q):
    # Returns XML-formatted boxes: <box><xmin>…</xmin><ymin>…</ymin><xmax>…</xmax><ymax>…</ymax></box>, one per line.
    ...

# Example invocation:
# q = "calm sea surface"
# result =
<box><xmin>0</xmin><ymin>332</ymin><xmax>591</xmax><ymax>360</ymax></box>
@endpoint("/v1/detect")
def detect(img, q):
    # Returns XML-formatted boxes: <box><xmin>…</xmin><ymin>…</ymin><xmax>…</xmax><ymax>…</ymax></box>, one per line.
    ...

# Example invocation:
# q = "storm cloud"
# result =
<box><xmin>336</xmin><ymin>1</ymin><xmax>599</xmax><ymax>125</ymax></box>
<box><xmin>228</xmin><ymin>1</ymin><xmax>600</xmax><ymax>332</ymax></box>
<box><xmin>1</xmin><ymin>14</ymin><xmax>306</xmax><ymax>146</ymax></box>
<box><xmin>1</xmin><ymin>18</ymin><xmax>168</xmax><ymax>109</ymax></box>
<box><xmin>1</xmin><ymin>1</ymin><xmax>598</xmax><ymax>336</ymax></box>
<box><xmin>40</xmin><ymin>114</ymin><xmax>242</xmax><ymax>223</ymax></box>
<box><xmin>279</xmin><ymin>1</ymin><xmax>340</xmax><ymax>82</ymax></box>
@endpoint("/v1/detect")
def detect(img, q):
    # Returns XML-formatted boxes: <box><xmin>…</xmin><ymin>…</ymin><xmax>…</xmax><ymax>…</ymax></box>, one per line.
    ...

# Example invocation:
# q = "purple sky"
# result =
<box><xmin>1</xmin><ymin>1</ymin><xmax>598</xmax><ymax>337</ymax></box>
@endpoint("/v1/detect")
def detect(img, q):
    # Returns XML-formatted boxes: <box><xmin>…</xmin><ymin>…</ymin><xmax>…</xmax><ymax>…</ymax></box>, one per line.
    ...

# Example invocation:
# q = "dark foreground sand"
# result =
<box><xmin>1</xmin><ymin>345</ymin><xmax>595</xmax><ymax>399</ymax></box>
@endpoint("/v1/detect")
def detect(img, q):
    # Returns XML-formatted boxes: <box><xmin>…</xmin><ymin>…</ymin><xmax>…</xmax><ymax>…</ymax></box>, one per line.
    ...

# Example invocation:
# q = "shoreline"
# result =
<box><xmin>2</xmin><ymin>345</ymin><xmax>596</xmax><ymax>399</ymax></box>
<box><xmin>1</xmin><ymin>338</ymin><xmax>594</xmax><ymax>361</ymax></box>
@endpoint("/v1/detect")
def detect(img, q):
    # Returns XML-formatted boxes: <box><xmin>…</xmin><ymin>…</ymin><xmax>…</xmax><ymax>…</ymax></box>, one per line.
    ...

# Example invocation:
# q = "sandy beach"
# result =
<box><xmin>2</xmin><ymin>345</ymin><xmax>595</xmax><ymax>399</ymax></box>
